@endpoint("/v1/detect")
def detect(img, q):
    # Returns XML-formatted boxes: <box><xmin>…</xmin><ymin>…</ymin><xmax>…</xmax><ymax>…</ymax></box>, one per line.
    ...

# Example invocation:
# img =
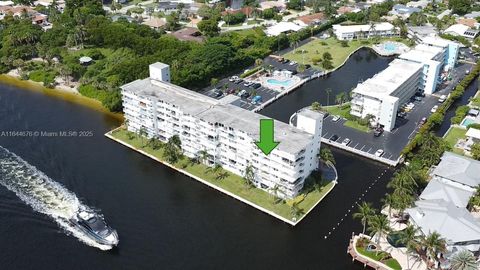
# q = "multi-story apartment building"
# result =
<box><xmin>332</xmin><ymin>22</ymin><xmax>398</xmax><ymax>40</ymax></box>
<box><xmin>350</xmin><ymin>36</ymin><xmax>460</xmax><ymax>131</ymax></box>
<box><xmin>350</xmin><ymin>59</ymin><xmax>423</xmax><ymax>131</ymax></box>
<box><xmin>398</xmin><ymin>43</ymin><xmax>445</xmax><ymax>94</ymax></box>
<box><xmin>121</xmin><ymin>63</ymin><xmax>324</xmax><ymax>198</ymax></box>
<box><xmin>421</xmin><ymin>35</ymin><xmax>459</xmax><ymax>71</ymax></box>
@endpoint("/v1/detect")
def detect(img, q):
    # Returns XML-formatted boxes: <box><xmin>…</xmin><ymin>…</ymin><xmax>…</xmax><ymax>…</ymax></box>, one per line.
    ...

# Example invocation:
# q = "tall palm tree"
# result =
<box><xmin>367</xmin><ymin>214</ymin><xmax>391</xmax><ymax>247</ymax></box>
<box><xmin>325</xmin><ymin>88</ymin><xmax>332</xmax><ymax>106</ymax></box>
<box><xmin>290</xmin><ymin>201</ymin><xmax>304</xmax><ymax>220</ymax></box>
<box><xmin>139</xmin><ymin>126</ymin><xmax>147</xmax><ymax>147</ymax></box>
<box><xmin>197</xmin><ymin>149</ymin><xmax>209</xmax><ymax>165</ymax></box>
<box><xmin>163</xmin><ymin>135</ymin><xmax>182</xmax><ymax>164</ymax></box>
<box><xmin>381</xmin><ymin>193</ymin><xmax>395</xmax><ymax>218</ymax></box>
<box><xmin>353</xmin><ymin>202</ymin><xmax>375</xmax><ymax>235</ymax></box>
<box><xmin>421</xmin><ymin>232</ymin><xmax>447</xmax><ymax>267</ymax></box>
<box><xmin>243</xmin><ymin>164</ymin><xmax>255</xmax><ymax>188</ymax></box>
<box><xmin>450</xmin><ymin>250</ymin><xmax>478</xmax><ymax>270</ymax></box>
<box><xmin>397</xmin><ymin>225</ymin><xmax>421</xmax><ymax>270</ymax></box>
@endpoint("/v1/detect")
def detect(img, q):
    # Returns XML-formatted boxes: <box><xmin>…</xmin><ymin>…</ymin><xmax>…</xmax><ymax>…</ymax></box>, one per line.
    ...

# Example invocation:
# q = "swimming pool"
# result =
<box><xmin>383</xmin><ymin>43</ymin><xmax>397</xmax><ymax>52</ymax></box>
<box><xmin>461</xmin><ymin>118</ymin><xmax>477</xmax><ymax>127</ymax></box>
<box><xmin>266</xmin><ymin>78</ymin><xmax>293</xmax><ymax>87</ymax></box>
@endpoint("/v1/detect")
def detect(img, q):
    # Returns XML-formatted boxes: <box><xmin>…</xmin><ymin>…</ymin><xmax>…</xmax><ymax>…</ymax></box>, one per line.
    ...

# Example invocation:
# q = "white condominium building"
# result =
<box><xmin>121</xmin><ymin>63</ymin><xmax>323</xmax><ymax>198</ymax></box>
<box><xmin>350</xmin><ymin>59</ymin><xmax>423</xmax><ymax>131</ymax></box>
<box><xmin>421</xmin><ymin>35</ymin><xmax>460</xmax><ymax>71</ymax></box>
<box><xmin>398</xmin><ymin>43</ymin><xmax>445</xmax><ymax>94</ymax></box>
<box><xmin>332</xmin><ymin>22</ymin><xmax>398</xmax><ymax>40</ymax></box>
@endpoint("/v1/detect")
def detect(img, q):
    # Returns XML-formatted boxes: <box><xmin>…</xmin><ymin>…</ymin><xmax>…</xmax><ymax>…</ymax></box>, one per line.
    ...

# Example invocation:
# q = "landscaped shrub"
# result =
<box><xmin>451</xmin><ymin>105</ymin><xmax>470</xmax><ymax>124</ymax></box>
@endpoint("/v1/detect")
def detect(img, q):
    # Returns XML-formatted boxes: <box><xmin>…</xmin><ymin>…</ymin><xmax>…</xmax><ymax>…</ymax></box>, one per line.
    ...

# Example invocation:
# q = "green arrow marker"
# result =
<box><xmin>255</xmin><ymin>119</ymin><xmax>279</xmax><ymax>155</ymax></box>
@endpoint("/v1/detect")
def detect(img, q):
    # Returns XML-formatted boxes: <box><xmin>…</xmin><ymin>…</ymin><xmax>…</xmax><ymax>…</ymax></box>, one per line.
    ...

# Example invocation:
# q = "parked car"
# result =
<box><xmin>415</xmin><ymin>91</ymin><xmax>425</xmax><ymax>97</ymax></box>
<box><xmin>331</xmin><ymin>115</ymin><xmax>340</xmax><ymax>122</ymax></box>
<box><xmin>375</xmin><ymin>149</ymin><xmax>384</xmax><ymax>157</ymax></box>
<box><xmin>251</xmin><ymin>83</ymin><xmax>261</xmax><ymax>89</ymax></box>
<box><xmin>241</xmin><ymin>91</ymin><xmax>251</xmax><ymax>99</ymax></box>
<box><xmin>289</xmin><ymin>61</ymin><xmax>297</xmax><ymax>66</ymax></box>
<box><xmin>341</xmin><ymin>138</ymin><xmax>351</xmax><ymax>146</ymax></box>
<box><xmin>214</xmin><ymin>89</ymin><xmax>223</xmax><ymax>98</ymax></box>
<box><xmin>243</xmin><ymin>81</ymin><xmax>252</xmax><ymax>87</ymax></box>
<box><xmin>237</xmin><ymin>90</ymin><xmax>246</xmax><ymax>97</ymax></box>
<box><xmin>251</xmin><ymin>95</ymin><xmax>262</xmax><ymax>104</ymax></box>
<box><xmin>431</xmin><ymin>105</ymin><xmax>439</xmax><ymax>113</ymax></box>
<box><xmin>229</xmin><ymin>76</ymin><xmax>239</xmax><ymax>82</ymax></box>
<box><xmin>397</xmin><ymin>111</ymin><xmax>407</xmax><ymax>118</ymax></box>
<box><xmin>438</xmin><ymin>95</ymin><xmax>447</xmax><ymax>103</ymax></box>
<box><xmin>374</xmin><ymin>128</ymin><xmax>383</xmax><ymax>137</ymax></box>
<box><xmin>330</xmin><ymin>134</ymin><xmax>339</xmax><ymax>142</ymax></box>
<box><xmin>227</xmin><ymin>88</ymin><xmax>236</xmax><ymax>94</ymax></box>
<box><xmin>414</xmin><ymin>96</ymin><xmax>422</xmax><ymax>102</ymax></box>
<box><xmin>234</xmin><ymin>79</ymin><xmax>243</xmax><ymax>84</ymax></box>
<box><xmin>419</xmin><ymin>117</ymin><xmax>427</xmax><ymax>125</ymax></box>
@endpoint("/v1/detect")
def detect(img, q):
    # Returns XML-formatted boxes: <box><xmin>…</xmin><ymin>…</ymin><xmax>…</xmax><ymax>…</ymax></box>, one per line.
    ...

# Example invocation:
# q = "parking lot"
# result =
<box><xmin>322</xmin><ymin>93</ymin><xmax>441</xmax><ymax>162</ymax></box>
<box><xmin>200</xmin><ymin>55</ymin><xmax>317</xmax><ymax>111</ymax></box>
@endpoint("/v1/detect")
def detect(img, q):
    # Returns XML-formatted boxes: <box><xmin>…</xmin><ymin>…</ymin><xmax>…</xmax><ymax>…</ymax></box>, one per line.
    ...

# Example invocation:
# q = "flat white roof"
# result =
<box><xmin>352</xmin><ymin>59</ymin><xmax>423</xmax><ymax>98</ymax></box>
<box><xmin>265</xmin><ymin>22</ymin><xmax>304</xmax><ymax>36</ymax></box>
<box><xmin>445</xmin><ymin>24</ymin><xmax>470</xmax><ymax>36</ymax></box>
<box><xmin>399</xmin><ymin>44</ymin><xmax>443</xmax><ymax>63</ymax></box>
<box><xmin>466</xmin><ymin>128</ymin><xmax>480</xmax><ymax>140</ymax></box>
<box><xmin>421</xmin><ymin>35</ymin><xmax>457</xmax><ymax>48</ymax></box>
<box><xmin>333</xmin><ymin>22</ymin><xmax>394</xmax><ymax>33</ymax></box>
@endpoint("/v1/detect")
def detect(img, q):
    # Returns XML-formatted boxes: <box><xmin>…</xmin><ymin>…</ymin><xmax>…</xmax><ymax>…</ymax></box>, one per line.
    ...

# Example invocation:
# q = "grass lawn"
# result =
<box><xmin>110</xmin><ymin>128</ymin><xmax>336</xmax><ymax>222</ymax></box>
<box><xmin>283</xmin><ymin>37</ymin><xmax>410</xmax><ymax>70</ymax></box>
<box><xmin>471</xmin><ymin>96</ymin><xmax>480</xmax><ymax>108</ymax></box>
<box><xmin>356</xmin><ymin>245</ymin><xmax>402</xmax><ymax>270</ymax></box>
<box><xmin>444</xmin><ymin>127</ymin><xmax>467</xmax><ymax>150</ymax></box>
<box><xmin>324</xmin><ymin>104</ymin><xmax>370</xmax><ymax>133</ymax></box>
<box><xmin>247</xmin><ymin>19</ymin><xmax>263</xmax><ymax>25</ymax></box>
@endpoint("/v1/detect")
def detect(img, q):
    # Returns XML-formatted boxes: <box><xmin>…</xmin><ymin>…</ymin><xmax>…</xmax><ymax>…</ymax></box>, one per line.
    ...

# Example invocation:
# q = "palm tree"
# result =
<box><xmin>397</xmin><ymin>225</ymin><xmax>421</xmax><ymax>270</ymax></box>
<box><xmin>325</xmin><ymin>88</ymin><xmax>332</xmax><ymax>106</ymax></box>
<box><xmin>163</xmin><ymin>135</ymin><xmax>182</xmax><ymax>164</ymax></box>
<box><xmin>381</xmin><ymin>193</ymin><xmax>395</xmax><ymax>218</ymax></box>
<box><xmin>243</xmin><ymin>164</ymin><xmax>255</xmax><ymax>188</ymax></box>
<box><xmin>290</xmin><ymin>201</ymin><xmax>304</xmax><ymax>220</ymax></box>
<box><xmin>353</xmin><ymin>202</ymin><xmax>375</xmax><ymax>235</ymax></box>
<box><xmin>367</xmin><ymin>214</ymin><xmax>391</xmax><ymax>247</ymax></box>
<box><xmin>450</xmin><ymin>250</ymin><xmax>478</xmax><ymax>270</ymax></box>
<box><xmin>255</xmin><ymin>58</ymin><xmax>263</xmax><ymax>67</ymax></box>
<box><xmin>421</xmin><ymin>232</ymin><xmax>447</xmax><ymax>267</ymax></box>
<box><xmin>139</xmin><ymin>126</ymin><xmax>148</xmax><ymax>147</ymax></box>
<box><xmin>197</xmin><ymin>149</ymin><xmax>209</xmax><ymax>165</ymax></box>
<box><xmin>335</xmin><ymin>92</ymin><xmax>347</xmax><ymax>105</ymax></box>
<box><xmin>318</xmin><ymin>146</ymin><xmax>335</xmax><ymax>165</ymax></box>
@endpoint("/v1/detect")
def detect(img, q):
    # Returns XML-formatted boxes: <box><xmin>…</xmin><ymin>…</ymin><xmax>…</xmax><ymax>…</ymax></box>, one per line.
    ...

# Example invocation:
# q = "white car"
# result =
<box><xmin>431</xmin><ymin>105</ymin><xmax>439</xmax><ymax>113</ymax></box>
<box><xmin>341</xmin><ymin>138</ymin><xmax>351</xmax><ymax>146</ymax></box>
<box><xmin>375</xmin><ymin>149</ymin><xmax>384</xmax><ymax>157</ymax></box>
<box><xmin>289</xmin><ymin>61</ymin><xmax>297</xmax><ymax>66</ymax></box>
<box><xmin>331</xmin><ymin>115</ymin><xmax>340</xmax><ymax>122</ymax></box>
<box><xmin>438</xmin><ymin>95</ymin><xmax>447</xmax><ymax>103</ymax></box>
<box><xmin>229</xmin><ymin>76</ymin><xmax>239</xmax><ymax>82</ymax></box>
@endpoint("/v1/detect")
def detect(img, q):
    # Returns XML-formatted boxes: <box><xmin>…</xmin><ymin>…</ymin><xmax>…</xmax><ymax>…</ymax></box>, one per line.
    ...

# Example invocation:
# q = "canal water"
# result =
<box><xmin>261</xmin><ymin>48</ymin><xmax>394</xmax><ymax>122</ymax></box>
<box><xmin>0</xmin><ymin>51</ymin><xmax>396</xmax><ymax>270</ymax></box>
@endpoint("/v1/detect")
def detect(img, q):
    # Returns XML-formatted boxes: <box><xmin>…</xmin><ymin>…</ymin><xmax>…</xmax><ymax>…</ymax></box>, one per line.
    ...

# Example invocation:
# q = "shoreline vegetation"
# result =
<box><xmin>0</xmin><ymin>74</ymin><xmax>123</xmax><ymax>120</ymax></box>
<box><xmin>107</xmin><ymin>127</ymin><xmax>337</xmax><ymax>225</ymax></box>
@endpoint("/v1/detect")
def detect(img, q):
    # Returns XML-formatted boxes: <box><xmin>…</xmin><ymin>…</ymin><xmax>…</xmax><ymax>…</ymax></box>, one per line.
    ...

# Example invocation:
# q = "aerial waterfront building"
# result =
<box><xmin>121</xmin><ymin>63</ymin><xmax>323</xmax><ymax>198</ymax></box>
<box><xmin>350</xmin><ymin>37</ymin><xmax>459</xmax><ymax>131</ymax></box>
<box><xmin>332</xmin><ymin>22</ymin><xmax>398</xmax><ymax>40</ymax></box>
<box><xmin>350</xmin><ymin>59</ymin><xmax>423</xmax><ymax>131</ymax></box>
<box><xmin>421</xmin><ymin>35</ymin><xmax>460</xmax><ymax>71</ymax></box>
<box><xmin>398</xmin><ymin>44</ymin><xmax>444</xmax><ymax>95</ymax></box>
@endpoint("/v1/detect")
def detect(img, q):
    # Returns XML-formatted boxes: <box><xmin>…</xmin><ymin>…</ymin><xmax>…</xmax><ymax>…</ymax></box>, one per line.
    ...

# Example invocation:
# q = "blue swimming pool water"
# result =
<box><xmin>384</xmin><ymin>43</ymin><xmax>397</xmax><ymax>52</ymax></box>
<box><xmin>266</xmin><ymin>79</ymin><xmax>293</xmax><ymax>87</ymax></box>
<box><xmin>462</xmin><ymin>118</ymin><xmax>476</xmax><ymax>127</ymax></box>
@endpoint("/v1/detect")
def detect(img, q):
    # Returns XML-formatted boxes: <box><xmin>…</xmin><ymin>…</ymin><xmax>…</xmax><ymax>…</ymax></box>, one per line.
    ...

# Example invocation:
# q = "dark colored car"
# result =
<box><xmin>415</xmin><ymin>91</ymin><xmax>425</xmax><ymax>97</ymax></box>
<box><xmin>214</xmin><ymin>90</ymin><xmax>223</xmax><ymax>97</ymax></box>
<box><xmin>252</xmin><ymin>83</ymin><xmax>261</xmax><ymax>89</ymax></box>
<box><xmin>330</xmin><ymin>134</ymin><xmax>339</xmax><ymax>142</ymax></box>
<box><xmin>240</xmin><ymin>91</ymin><xmax>250</xmax><ymax>98</ymax></box>
<box><xmin>227</xmin><ymin>88</ymin><xmax>236</xmax><ymax>94</ymax></box>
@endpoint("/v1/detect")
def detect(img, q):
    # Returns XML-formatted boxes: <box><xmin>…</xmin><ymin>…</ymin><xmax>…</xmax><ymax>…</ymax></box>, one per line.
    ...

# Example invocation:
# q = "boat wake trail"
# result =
<box><xmin>0</xmin><ymin>146</ymin><xmax>112</xmax><ymax>250</ymax></box>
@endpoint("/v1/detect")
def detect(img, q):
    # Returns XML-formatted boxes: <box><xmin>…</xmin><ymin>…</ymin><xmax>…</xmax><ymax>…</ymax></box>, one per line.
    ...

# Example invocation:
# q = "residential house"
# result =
<box><xmin>444</xmin><ymin>24</ymin><xmax>479</xmax><ymax>39</ymax></box>
<box><xmin>294</xmin><ymin>13</ymin><xmax>326</xmax><ymax>27</ymax></box>
<box><xmin>389</xmin><ymin>4</ymin><xmax>421</xmax><ymax>19</ymax></box>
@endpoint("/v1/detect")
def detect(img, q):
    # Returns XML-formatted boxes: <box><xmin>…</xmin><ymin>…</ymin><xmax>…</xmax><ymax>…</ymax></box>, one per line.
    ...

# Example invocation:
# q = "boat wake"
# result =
<box><xmin>0</xmin><ymin>146</ymin><xmax>112</xmax><ymax>250</ymax></box>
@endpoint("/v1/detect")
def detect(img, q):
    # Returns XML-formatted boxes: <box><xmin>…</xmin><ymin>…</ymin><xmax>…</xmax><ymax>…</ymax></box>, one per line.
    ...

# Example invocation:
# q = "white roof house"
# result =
<box><xmin>332</xmin><ymin>22</ymin><xmax>397</xmax><ymax>40</ymax></box>
<box><xmin>265</xmin><ymin>22</ymin><xmax>304</xmax><ymax>36</ymax></box>
<box><xmin>466</xmin><ymin>128</ymin><xmax>480</xmax><ymax>140</ymax></box>
<box><xmin>420</xmin><ymin>178</ymin><xmax>475</xmax><ymax>208</ymax></box>
<box><xmin>432</xmin><ymin>152</ymin><xmax>480</xmax><ymax>188</ymax></box>
<box><xmin>407</xmin><ymin>199</ymin><xmax>480</xmax><ymax>252</ymax></box>
<box><xmin>444</xmin><ymin>24</ymin><xmax>479</xmax><ymax>39</ymax></box>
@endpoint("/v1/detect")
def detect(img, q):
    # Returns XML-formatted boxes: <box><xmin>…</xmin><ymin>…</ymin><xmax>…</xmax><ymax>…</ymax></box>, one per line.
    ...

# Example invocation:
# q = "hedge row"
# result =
<box><xmin>401</xmin><ymin>61</ymin><xmax>480</xmax><ymax>156</ymax></box>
